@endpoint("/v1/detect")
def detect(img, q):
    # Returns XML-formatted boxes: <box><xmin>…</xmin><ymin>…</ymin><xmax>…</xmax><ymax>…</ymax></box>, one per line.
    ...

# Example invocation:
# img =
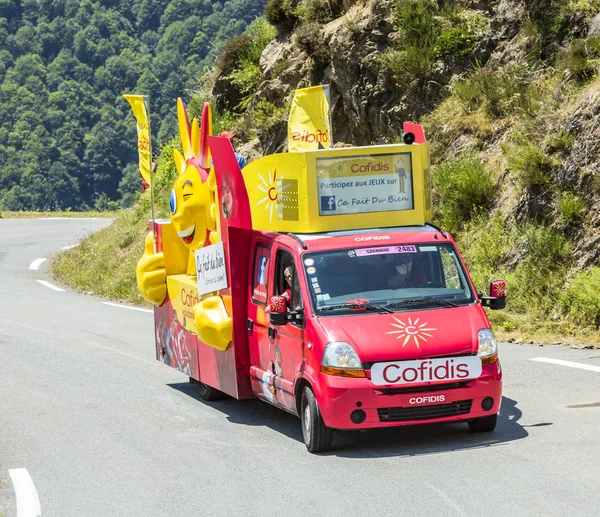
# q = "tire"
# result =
<box><xmin>189</xmin><ymin>377</ymin><xmax>225</xmax><ymax>401</ymax></box>
<box><xmin>301</xmin><ymin>386</ymin><xmax>333</xmax><ymax>453</ymax></box>
<box><xmin>468</xmin><ymin>413</ymin><xmax>497</xmax><ymax>432</ymax></box>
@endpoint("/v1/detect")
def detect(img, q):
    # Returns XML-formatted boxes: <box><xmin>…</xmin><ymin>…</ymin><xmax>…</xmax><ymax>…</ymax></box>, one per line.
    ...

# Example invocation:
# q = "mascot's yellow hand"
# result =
<box><xmin>136</xmin><ymin>232</ymin><xmax>167</xmax><ymax>305</ymax></box>
<box><xmin>193</xmin><ymin>296</ymin><xmax>232</xmax><ymax>351</ymax></box>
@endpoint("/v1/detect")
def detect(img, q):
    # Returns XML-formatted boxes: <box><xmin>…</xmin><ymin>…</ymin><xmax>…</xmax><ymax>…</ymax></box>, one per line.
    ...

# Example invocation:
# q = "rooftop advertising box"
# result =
<box><xmin>241</xmin><ymin>142</ymin><xmax>432</xmax><ymax>233</ymax></box>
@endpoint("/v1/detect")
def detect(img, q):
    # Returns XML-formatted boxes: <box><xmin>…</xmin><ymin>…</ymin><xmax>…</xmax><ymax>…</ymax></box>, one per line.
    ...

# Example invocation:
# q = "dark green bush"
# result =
<box><xmin>265</xmin><ymin>0</ymin><xmax>300</xmax><ymax>30</ymax></box>
<box><xmin>508</xmin><ymin>142</ymin><xmax>554</xmax><ymax>189</ymax></box>
<box><xmin>557</xmin><ymin>38</ymin><xmax>600</xmax><ymax>83</ymax></box>
<box><xmin>557</xmin><ymin>192</ymin><xmax>586</xmax><ymax>226</ymax></box>
<box><xmin>435</xmin><ymin>27</ymin><xmax>478</xmax><ymax>58</ymax></box>
<box><xmin>300</xmin><ymin>0</ymin><xmax>334</xmax><ymax>24</ymax></box>
<box><xmin>559</xmin><ymin>267</ymin><xmax>600</xmax><ymax>328</ymax></box>
<box><xmin>295</xmin><ymin>21</ymin><xmax>323</xmax><ymax>57</ymax></box>
<box><xmin>453</xmin><ymin>65</ymin><xmax>537</xmax><ymax>118</ymax></box>
<box><xmin>432</xmin><ymin>153</ymin><xmax>497</xmax><ymax>233</ymax></box>
<box><xmin>216</xmin><ymin>34</ymin><xmax>253</xmax><ymax>75</ymax></box>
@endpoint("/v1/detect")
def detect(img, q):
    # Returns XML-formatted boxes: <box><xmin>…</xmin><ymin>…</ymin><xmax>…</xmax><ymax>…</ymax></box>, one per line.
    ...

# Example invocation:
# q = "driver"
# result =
<box><xmin>388</xmin><ymin>254</ymin><xmax>425</xmax><ymax>289</ymax></box>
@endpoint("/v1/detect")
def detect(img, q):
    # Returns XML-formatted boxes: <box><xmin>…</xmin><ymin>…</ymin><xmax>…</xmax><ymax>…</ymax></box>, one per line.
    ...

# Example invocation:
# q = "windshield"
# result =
<box><xmin>302</xmin><ymin>243</ymin><xmax>474</xmax><ymax>315</ymax></box>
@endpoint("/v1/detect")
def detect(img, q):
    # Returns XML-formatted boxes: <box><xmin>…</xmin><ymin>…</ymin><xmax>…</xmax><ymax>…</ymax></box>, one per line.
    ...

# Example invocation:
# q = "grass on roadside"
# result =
<box><xmin>51</xmin><ymin>206</ymin><xmax>149</xmax><ymax>305</ymax></box>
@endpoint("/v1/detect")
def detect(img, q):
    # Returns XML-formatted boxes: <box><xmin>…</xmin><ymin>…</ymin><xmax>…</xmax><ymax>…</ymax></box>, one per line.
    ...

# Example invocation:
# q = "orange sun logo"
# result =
<box><xmin>256</xmin><ymin>169</ymin><xmax>292</xmax><ymax>222</ymax></box>
<box><xmin>386</xmin><ymin>316</ymin><xmax>437</xmax><ymax>348</ymax></box>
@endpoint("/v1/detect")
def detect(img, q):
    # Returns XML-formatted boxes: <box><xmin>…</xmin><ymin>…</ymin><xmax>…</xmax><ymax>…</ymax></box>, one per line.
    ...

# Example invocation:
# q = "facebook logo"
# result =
<box><xmin>321</xmin><ymin>195</ymin><xmax>336</xmax><ymax>212</ymax></box>
<box><xmin>257</xmin><ymin>256</ymin><xmax>267</xmax><ymax>285</ymax></box>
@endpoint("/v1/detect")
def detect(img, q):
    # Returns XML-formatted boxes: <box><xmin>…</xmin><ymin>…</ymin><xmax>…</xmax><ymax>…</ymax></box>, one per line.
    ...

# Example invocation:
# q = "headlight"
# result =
<box><xmin>322</xmin><ymin>342</ymin><xmax>363</xmax><ymax>368</ymax></box>
<box><xmin>321</xmin><ymin>342</ymin><xmax>365</xmax><ymax>377</ymax></box>
<box><xmin>477</xmin><ymin>329</ymin><xmax>497</xmax><ymax>358</ymax></box>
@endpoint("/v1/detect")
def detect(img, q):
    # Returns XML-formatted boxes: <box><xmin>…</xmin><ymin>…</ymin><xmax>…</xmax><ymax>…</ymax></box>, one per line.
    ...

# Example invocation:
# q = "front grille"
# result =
<box><xmin>375</xmin><ymin>381</ymin><xmax>470</xmax><ymax>395</ymax></box>
<box><xmin>378</xmin><ymin>399</ymin><xmax>472</xmax><ymax>422</ymax></box>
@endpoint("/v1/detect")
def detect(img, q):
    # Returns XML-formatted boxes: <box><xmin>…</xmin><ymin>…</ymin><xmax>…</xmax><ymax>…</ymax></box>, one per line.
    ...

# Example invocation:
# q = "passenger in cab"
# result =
<box><xmin>388</xmin><ymin>254</ymin><xmax>426</xmax><ymax>289</ymax></box>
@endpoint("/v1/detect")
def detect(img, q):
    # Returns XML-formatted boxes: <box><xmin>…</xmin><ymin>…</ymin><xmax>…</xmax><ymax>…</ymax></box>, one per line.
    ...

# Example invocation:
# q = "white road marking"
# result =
<box><xmin>40</xmin><ymin>217</ymin><xmax>102</xmax><ymax>220</ymax></box>
<box><xmin>28</xmin><ymin>258</ymin><xmax>47</xmax><ymax>270</ymax></box>
<box><xmin>9</xmin><ymin>468</ymin><xmax>41</xmax><ymax>517</ymax></box>
<box><xmin>102</xmin><ymin>302</ymin><xmax>153</xmax><ymax>314</ymax></box>
<box><xmin>531</xmin><ymin>357</ymin><xmax>600</xmax><ymax>373</ymax></box>
<box><xmin>61</xmin><ymin>244</ymin><xmax>78</xmax><ymax>250</ymax></box>
<box><xmin>36</xmin><ymin>280</ymin><xmax>65</xmax><ymax>292</ymax></box>
<box><xmin>0</xmin><ymin>317</ymin><xmax>53</xmax><ymax>334</ymax></box>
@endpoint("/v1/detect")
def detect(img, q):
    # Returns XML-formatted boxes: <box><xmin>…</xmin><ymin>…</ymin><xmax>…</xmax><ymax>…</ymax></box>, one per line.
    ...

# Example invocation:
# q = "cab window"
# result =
<box><xmin>274</xmin><ymin>249</ymin><xmax>302</xmax><ymax>312</ymax></box>
<box><xmin>251</xmin><ymin>244</ymin><xmax>270</xmax><ymax>305</ymax></box>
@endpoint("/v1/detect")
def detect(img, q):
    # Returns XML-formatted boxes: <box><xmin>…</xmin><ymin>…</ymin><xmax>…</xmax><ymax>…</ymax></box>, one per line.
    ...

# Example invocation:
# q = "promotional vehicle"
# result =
<box><xmin>136</xmin><ymin>98</ymin><xmax>506</xmax><ymax>453</ymax></box>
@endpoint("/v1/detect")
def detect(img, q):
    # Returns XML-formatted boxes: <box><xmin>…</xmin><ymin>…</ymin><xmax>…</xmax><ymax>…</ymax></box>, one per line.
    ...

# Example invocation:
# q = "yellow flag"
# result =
<box><xmin>287</xmin><ymin>85</ymin><xmax>332</xmax><ymax>152</ymax></box>
<box><xmin>123</xmin><ymin>94</ymin><xmax>152</xmax><ymax>186</ymax></box>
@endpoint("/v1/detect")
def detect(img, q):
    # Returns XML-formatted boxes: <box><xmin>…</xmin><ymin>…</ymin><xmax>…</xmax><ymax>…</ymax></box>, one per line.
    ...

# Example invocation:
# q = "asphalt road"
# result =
<box><xmin>1</xmin><ymin>218</ymin><xmax>599</xmax><ymax>517</ymax></box>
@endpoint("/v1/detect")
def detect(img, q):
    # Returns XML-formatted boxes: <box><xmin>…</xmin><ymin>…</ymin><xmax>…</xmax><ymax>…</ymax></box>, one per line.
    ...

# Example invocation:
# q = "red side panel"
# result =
<box><xmin>208</xmin><ymin>136</ymin><xmax>255</xmax><ymax>399</ymax></box>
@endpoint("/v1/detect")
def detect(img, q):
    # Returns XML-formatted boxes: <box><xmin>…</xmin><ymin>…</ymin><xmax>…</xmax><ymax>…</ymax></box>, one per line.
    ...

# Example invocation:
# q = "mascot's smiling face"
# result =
<box><xmin>170</xmin><ymin>165</ymin><xmax>213</xmax><ymax>250</ymax></box>
<box><xmin>169</xmin><ymin>98</ymin><xmax>216</xmax><ymax>251</ymax></box>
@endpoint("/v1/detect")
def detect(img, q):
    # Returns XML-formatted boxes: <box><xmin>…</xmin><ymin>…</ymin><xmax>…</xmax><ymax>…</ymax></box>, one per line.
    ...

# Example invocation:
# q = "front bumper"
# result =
<box><xmin>315</xmin><ymin>360</ymin><xmax>502</xmax><ymax>430</ymax></box>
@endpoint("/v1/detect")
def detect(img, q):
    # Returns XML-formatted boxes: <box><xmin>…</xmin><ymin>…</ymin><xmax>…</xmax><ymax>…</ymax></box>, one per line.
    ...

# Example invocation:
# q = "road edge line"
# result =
<box><xmin>9</xmin><ymin>468</ymin><xmax>41</xmax><ymax>517</ymax></box>
<box><xmin>36</xmin><ymin>280</ymin><xmax>65</xmax><ymax>292</ymax></box>
<box><xmin>102</xmin><ymin>302</ymin><xmax>153</xmax><ymax>314</ymax></box>
<box><xmin>28</xmin><ymin>258</ymin><xmax>47</xmax><ymax>270</ymax></box>
<box><xmin>530</xmin><ymin>357</ymin><xmax>600</xmax><ymax>373</ymax></box>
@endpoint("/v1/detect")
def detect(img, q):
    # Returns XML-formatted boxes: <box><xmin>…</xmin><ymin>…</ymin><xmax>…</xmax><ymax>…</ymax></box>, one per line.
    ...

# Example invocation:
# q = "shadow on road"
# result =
<box><xmin>169</xmin><ymin>382</ymin><xmax>535</xmax><ymax>458</ymax></box>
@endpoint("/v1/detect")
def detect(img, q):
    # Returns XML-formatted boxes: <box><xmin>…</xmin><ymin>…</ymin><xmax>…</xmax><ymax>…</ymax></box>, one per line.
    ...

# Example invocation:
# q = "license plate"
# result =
<box><xmin>402</xmin><ymin>392</ymin><xmax>452</xmax><ymax>406</ymax></box>
<box><xmin>371</xmin><ymin>356</ymin><xmax>482</xmax><ymax>386</ymax></box>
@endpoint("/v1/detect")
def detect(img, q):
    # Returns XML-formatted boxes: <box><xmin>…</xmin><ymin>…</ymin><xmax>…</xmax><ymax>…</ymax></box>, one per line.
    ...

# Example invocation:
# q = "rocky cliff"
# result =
<box><xmin>206</xmin><ymin>0</ymin><xmax>600</xmax><ymax>340</ymax></box>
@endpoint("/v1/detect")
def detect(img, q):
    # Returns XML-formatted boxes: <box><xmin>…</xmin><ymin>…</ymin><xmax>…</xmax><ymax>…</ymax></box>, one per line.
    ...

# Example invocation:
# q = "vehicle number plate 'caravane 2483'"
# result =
<box><xmin>371</xmin><ymin>356</ymin><xmax>482</xmax><ymax>386</ymax></box>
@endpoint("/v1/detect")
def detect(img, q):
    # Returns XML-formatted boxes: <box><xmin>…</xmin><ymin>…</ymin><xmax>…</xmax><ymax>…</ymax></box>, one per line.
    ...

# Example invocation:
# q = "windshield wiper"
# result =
<box><xmin>319</xmin><ymin>302</ymin><xmax>393</xmax><ymax>314</ymax></box>
<box><xmin>387</xmin><ymin>297</ymin><xmax>459</xmax><ymax>309</ymax></box>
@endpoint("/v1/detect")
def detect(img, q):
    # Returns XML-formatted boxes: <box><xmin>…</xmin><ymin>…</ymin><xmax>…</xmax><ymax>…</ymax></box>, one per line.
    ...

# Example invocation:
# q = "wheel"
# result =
<box><xmin>301</xmin><ymin>386</ymin><xmax>333</xmax><ymax>453</ymax></box>
<box><xmin>189</xmin><ymin>377</ymin><xmax>225</xmax><ymax>401</ymax></box>
<box><xmin>468</xmin><ymin>413</ymin><xmax>497</xmax><ymax>432</ymax></box>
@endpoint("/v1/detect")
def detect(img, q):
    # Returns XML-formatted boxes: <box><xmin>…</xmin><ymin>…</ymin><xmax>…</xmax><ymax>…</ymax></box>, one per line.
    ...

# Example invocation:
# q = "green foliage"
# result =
<box><xmin>557</xmin><ymin>37</ymin><xmax>600</xmax><ymax>83</ymax></box>
<box><xmin>249</xmin><ymin>98</ymin><xmax>285</xmax><ymax>130</ymax></box>
<box><xmin>380</xmin><ymin>0</ymin><xmax>489</xmax><ymax>85</ymax></box>
<box><xmin>434</xmin><ymin>27</ymin><xmax>478</xmax><ymax>58</ymax></box>
<box><xmin>505</xmin><ymin>224</ymin><xmax>570</xmax><ymax>314</ymax></box>
<box><xmin>432</xmin><ymin>153</ymin><xmax>497</xmax><ymax>234</ymax></box>
<box><xmin>224</xmin><ymin>17</ymin><xmax>277</xmax><ymax>110</ymax></box>
<box><xmin>547</xmin><ymin>129</ymin><xmax>576</xmax><ymax>155</ymax></box>
<box><xmin>295</xmin><ymin>21</ymin><xmax>324</xmax><ymax>58</ymax></box>
<box><xmin>52</xmin><ymin>204</ymin><xmax>148</xmax><ymax>304</ymax></box>
<box><xmin>216</xmin><ymin>34</ymin><xmax>254</xmax><ymax>75</ymax></box>
<box><xmin>264</xmin><ymin>0</ymin><xmax>300</xmax><ymax>30</ymax></box>
<box><xmin>453</xmin><ymin>65</ymin><xmax>537</xmax><ymax>119</ymax></box>
<box><xmin>0</xmin><ymin>0</ymin><xmax>267</xmax><ymax>211</ymax></box>
<box><xmin>507</xmin><ymin>141</ymin><xmax>554</xmax><ymax>189</ymax></box>
<box><xmin>461</xmin><ymin>220</ymin><xmax>571</xmax><ymax>317</ymax></box>
<box><xmin>559</xmin><ymin>267</ymin><xmax>600</xmax><ymax>328</ymax></box>
<box><xmin>298</xmin><ymin>0</ymin><xmax>334</xmax><ymax>24</ymax></box>
<box><xmin>557</xmin><ymin>192</ymin><xmax>586</xmax><ymax>226</ymax></box>
<box><xmin>460</xmin><ymin>215</ymin><xmax>514</xmax><ymax>289</ymax></box>
<box><xmin>528</xmin><ymin>0</ymin><xmax>572</xmax><ymax>49</ymax></box>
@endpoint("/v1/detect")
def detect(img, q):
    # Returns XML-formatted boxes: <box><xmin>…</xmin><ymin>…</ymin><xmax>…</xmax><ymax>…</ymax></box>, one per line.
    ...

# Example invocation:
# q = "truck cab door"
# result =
<box><xmin>246</xmin><ymin>238</ymin><xmax>276</xmax><ymax>403</ymax></box>
<box><xmin>271</xmin><ymin>247</ymin><xmax>306</xmax><ymax>413</ymax></box>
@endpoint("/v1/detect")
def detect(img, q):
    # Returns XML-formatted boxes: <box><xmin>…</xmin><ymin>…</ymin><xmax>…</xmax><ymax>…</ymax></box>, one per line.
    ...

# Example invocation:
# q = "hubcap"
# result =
<box><xmin>304</xmin><ymin>404</ymin><xmax>312</xmax><ymax>438</ymax></box>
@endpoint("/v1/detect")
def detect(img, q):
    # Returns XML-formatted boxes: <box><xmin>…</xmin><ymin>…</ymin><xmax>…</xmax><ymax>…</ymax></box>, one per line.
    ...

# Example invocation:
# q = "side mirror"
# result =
<box><xmin>269</xmin><ymin>296</ymin><xmax>288</xmax><ymax>326</ymax></box>
<box><xmin>480</xmin><ymin>280</ymin><xmax>507</xmax><ymax>310</ymax></box>
<box><xmin>268</xmin><ymin>295</ymin><xmax>306</xmax><ymax>326</ymax></box>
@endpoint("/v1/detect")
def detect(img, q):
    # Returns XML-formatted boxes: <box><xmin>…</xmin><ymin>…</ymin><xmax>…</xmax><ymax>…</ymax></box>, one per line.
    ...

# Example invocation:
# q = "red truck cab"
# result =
<box><xmin>244</xmin><ymin>225</ymin><xmax>504</xmax><ymax>452</ymax></box>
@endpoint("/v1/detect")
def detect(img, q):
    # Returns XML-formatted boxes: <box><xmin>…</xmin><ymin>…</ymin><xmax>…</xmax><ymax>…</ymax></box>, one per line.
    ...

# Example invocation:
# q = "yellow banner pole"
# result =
<box><xmin>124</xmin><ymin>93</ymin><xmax>156</xmax><ymax>252</ymax></box>
<box><xmin>145</xmin><ymin>95</ymin><xmax>157</xmax><ymax>253</ymax></box>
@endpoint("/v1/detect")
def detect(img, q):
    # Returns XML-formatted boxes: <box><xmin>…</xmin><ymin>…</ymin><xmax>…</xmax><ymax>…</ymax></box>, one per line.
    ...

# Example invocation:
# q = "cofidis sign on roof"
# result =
<box><xmin>241</xmin><ymin>142</ymin><xmax>432</xmax><ymax>233</ymax></box>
